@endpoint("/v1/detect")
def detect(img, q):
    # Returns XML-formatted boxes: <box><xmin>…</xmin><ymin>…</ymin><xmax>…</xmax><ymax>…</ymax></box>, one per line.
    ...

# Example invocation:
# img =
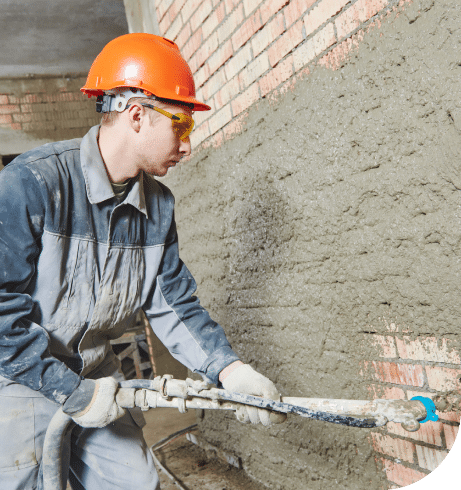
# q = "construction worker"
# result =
<box><xmin>0</xmin><ymin>33</ymin><xmax>285</xmax><ymax>489</ymax></box>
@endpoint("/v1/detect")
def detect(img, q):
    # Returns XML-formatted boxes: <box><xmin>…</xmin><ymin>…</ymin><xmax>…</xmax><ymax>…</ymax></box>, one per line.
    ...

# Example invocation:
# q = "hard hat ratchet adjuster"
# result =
<box><xmin>96</xmin><ymin>88</ymin><xmax>154</xmax><ymax>113</ymax></box>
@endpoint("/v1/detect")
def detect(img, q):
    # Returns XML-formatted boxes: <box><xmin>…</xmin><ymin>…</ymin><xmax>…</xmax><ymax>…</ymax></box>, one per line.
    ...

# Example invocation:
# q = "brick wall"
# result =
<box><xmin>362</xmin><ymin>329</ymin><xmax>460</xmax><ymax>487</ymax></box>
<box><xmin>149</xmin><ymin>1</ymin><xmax>461</xmax><ymax>488</ymax></box>
<box><xmin>0</xmin><ymin>76</ymin><xmax>100</xmax><ymax>155</ymax></box>
<box><xmin>155</xmin><ymin>0</ymin><xmax>409</xmax><ymax>152</ymax></box>
<box><xmin>124</xmin><ymin>0</ymin><xmax>461</xmax><ymax>489</ymax></box>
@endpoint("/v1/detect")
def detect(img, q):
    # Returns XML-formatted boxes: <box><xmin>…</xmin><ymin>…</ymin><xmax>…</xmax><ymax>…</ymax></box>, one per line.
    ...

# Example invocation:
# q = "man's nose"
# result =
<box><xmin>179</xmin><ymin>137</ymin><xmax>191</xmax><ymax>157</ymax></box>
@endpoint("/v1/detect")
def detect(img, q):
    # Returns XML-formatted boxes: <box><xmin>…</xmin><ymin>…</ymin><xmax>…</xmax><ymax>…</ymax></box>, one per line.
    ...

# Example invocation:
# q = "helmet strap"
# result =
<box><xmin>96</xmin><ymin>88</ymin><xmax>156</xmax><ymax>113</ymax></box>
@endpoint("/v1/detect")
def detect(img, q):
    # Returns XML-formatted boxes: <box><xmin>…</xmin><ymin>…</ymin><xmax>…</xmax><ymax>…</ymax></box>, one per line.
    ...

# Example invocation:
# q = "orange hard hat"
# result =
<box><xmin>81</xmin><ymin>33</ymin><xmax>210</xmax><ymax>111</ymax></box>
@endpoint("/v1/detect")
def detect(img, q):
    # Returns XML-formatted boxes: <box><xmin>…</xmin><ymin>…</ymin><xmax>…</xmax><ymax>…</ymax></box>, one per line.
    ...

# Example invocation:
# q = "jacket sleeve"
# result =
<box><xmin>143</xmin><ymin>215</ymin><xmax>240</xmax><ymax>386</ymax></box>
<box><xmin>0</xmin><ymin>163</ymin><xmax>81</xmax><ymax>404</ymax></box>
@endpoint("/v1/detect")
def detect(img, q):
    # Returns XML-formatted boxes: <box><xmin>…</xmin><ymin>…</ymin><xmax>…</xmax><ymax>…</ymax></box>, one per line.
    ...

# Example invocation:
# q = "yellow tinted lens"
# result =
<box><xmin>172</xmin><ymin>113</ymin><xmax>194</xmax><ymax>141</ymax></box>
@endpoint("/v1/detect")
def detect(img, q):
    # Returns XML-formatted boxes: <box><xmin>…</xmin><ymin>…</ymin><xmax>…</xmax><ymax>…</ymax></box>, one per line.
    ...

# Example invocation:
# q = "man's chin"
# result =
<box><xmin>147</xmin><ymin>166</ymin><xmax>169</xmax><ymax>178</ymax></box>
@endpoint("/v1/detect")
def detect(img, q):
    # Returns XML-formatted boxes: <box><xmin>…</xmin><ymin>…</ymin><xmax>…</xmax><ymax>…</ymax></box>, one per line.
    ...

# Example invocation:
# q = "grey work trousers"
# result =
<box><xmin>0</xmin><ymin>374</ymin><xmax>159</xmax><ymax>489</ymax></box>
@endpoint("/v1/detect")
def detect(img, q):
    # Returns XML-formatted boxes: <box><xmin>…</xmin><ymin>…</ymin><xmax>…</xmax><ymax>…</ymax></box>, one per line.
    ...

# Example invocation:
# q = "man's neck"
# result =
<box><xmin>97</xmin><ymin>126</ymin><xmax>139</xmax><ymax>183</ymax></box>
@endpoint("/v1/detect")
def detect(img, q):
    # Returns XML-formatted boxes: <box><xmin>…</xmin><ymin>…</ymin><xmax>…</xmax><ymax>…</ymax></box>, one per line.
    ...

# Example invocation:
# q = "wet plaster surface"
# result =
<box><xmin>161</xmin><ymin>1</ymin><xmax>461</xmax><ymax>488</ymax></box>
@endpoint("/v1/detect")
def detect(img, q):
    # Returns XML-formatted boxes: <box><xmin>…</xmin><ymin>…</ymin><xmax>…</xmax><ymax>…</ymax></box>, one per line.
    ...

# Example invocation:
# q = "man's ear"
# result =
<box><xmin>126</xmin><ymin>103</ymin><xmax>144</xmax><ymax>132</ymax></box>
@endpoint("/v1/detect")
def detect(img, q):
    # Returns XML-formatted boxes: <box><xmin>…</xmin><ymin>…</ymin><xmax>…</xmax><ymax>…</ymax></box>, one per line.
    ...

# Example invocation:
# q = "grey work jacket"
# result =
<box><xmin>0</xmin><ymin>125</ymin><xmax>239</xmax><ymax>404</ymax></box>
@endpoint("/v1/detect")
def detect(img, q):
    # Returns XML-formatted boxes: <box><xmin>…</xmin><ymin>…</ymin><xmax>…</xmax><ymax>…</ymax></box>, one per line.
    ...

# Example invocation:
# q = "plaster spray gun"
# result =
<box><xmin>43</xmin><ymin>375</ymin><xmax>454</xmax><ymax>490</ymax></box>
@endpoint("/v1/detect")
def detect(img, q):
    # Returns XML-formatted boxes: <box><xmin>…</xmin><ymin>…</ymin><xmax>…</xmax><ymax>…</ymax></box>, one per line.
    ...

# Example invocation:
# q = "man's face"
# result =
<box><xmin>135</xmin><ymin>100</ymin><xmax>193</xmax><ymax>177</ymax></box>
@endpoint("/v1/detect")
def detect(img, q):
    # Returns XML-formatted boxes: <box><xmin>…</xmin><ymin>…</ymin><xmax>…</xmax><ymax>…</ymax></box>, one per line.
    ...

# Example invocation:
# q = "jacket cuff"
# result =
<box><xmin>62</xmin><ymin>378</ymin><xmax>96</xmax><ymax>415</ymax></box>
<box><xmin>199</xmin><ymin>346</ymin><xmax>241</xmax><ymax>386</ymax></box>
<box><xmin>38</xmin><ymin>363</ymin><xmax>83</xmax><ymax>405</ymax></box>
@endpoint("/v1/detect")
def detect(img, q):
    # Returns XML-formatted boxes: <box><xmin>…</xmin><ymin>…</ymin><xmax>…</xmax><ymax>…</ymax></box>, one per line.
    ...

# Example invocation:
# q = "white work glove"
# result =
<box><xmin>221</xmin><ymin>363</ymin><xmax>286</xmax><ymax>427</ymax></box>
<box><xmin>63</xmin><ymin>377</ymin><xmax>126</xmax><ymax>428</ymax></box>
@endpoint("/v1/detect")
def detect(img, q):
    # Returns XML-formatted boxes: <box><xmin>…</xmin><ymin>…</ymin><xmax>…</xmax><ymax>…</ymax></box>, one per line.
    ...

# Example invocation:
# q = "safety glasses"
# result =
<box><xmin>141</xmin><ymin>103</ymin><xmax>194</xmax><ymax>141</ymax></box>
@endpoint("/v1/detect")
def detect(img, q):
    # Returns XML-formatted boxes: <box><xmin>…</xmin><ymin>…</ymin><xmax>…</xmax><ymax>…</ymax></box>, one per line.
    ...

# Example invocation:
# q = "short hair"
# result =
<box><xmin>100</xmin><ymin>97</ymin><xmax>148</xmax><ymax>126</ymax></box>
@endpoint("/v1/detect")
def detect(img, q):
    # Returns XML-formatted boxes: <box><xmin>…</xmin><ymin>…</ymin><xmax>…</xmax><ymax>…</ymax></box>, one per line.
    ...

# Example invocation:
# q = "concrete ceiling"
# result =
<box><xmin>0</xmin><ymin>0</ymin><xmax>129</xmax><ymax>78</ymax></box>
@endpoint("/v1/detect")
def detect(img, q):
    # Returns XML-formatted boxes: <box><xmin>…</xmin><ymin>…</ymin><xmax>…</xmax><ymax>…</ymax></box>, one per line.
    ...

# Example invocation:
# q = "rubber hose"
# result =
<box><xmin>42</xmin><ymin>408</ymin><xmax>74</xmax><ymax>490</ymax></box>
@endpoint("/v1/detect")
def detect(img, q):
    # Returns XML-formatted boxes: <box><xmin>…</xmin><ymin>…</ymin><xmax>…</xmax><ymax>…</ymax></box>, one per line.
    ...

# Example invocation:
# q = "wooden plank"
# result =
<box><xmin>117</xmin><ymin>343</ymin><xmax>137</xmax><ymax>360</ymax></box>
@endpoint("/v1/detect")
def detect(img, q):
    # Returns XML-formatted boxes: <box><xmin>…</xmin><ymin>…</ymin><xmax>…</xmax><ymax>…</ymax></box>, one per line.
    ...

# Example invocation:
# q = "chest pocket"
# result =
<box><xmin>65</xmin><ymin>239</ymin><xmax>95</xmax><ymax>318</ymax></box>
<box><xmin>33</xmin><ymin>233</ymin><xmax>96</xmax><ymax>333</ymax></box>
<box><xmin>89</xmin><ymin>246</ymin><xmax>145</xmax><ymax>334</ymax></box>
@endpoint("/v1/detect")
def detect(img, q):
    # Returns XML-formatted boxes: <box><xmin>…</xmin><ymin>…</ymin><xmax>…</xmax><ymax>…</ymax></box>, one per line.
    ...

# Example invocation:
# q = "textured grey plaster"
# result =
<box><xmin>162</xmin><ymin>0</ymin><xmax>461</xmax><ymax>488</ymax></box>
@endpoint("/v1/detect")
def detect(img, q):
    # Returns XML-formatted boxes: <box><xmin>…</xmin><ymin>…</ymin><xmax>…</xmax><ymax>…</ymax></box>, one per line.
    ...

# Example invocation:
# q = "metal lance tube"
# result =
<box><xmin>42</xmin><ymin>377</ymin><xmax>443</xmax><ymax>490</ymax></box>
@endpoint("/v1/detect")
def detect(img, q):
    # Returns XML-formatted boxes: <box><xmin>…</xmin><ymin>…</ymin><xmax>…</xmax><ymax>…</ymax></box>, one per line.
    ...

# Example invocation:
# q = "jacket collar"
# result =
<box><xmin>80</xmin><ymin>125</ymin><xmax>148</xmax><ymax>218</ymax></box>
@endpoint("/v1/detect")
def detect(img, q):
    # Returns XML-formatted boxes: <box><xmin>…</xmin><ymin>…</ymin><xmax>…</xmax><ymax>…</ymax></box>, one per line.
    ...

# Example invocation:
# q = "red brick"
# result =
<box><xmin>224</xmin><ymin>43</ymin><xmax>252</xmax><ymax>80</ymax></box>
<box><xmin>217</xmin><ymin>4</ymin><xmax>244</xmax><ymax>43</ymax></box>
<box><xmin>190</xmin><ymin>0</ymin><xmax>213</xmax><ymax>32</ymax></box>
<box><xmin>224</xmin><ymin>0</ymin><xmax>241</xmax><ymax>15</ymax></box>
<box><xmin>243</xmin><ymin>0</ymin><xmax>265</xmax><ymax>16</ymax></box>
<box><xmin>175</xmin><ymin>21</ymin><xmax>192</xmax><ymax>50</ymax></box>
<box><xmin>7</xmin><ymin>95</ymin><xmax>20</xmax><ymax>104</ymax></box>
<box><xmin>284</xmin><ymin>0</ymin><xmax>316</xmax><ymax>27</ymax></box>
<box><xmin>193</xmin><ymin>32</ymin><xmax>219</xmax><ymax>72</ymax></box>
<box><xmin>0</xmin><ymin>114</ymin><xmax>12</xmax><ymax>124</ymax></box>
<box><xmin>231</xmin><ymin>82</ymin><xmax>260</xmax><ymax>116</ymax></box>
<box><xmin>260</xmin><ymin>0</ymin><xmax>289</xmax><ymax>24</ymax></box>
<box><xmin>12</xmin><ymin>113</ymin><xmax>33</xmax><ymax>123</ymax></box>
<box><xmin>426</xmin><ymin>366</ymin><xmax>461</xmax><ymax>391</ymax></box>
<box><xmin>268</xmin><ymin>21</ymin><xmax>303</xmax><ymax>67</ymax></box>
<box><xmin>379</xmin><ymin>458</ymin><xmax>428</xmax><ymax>487</ymax></box>
<box><xmin>406</xmin><ymin>389</ymin><xmax>432</xmax><ymax>400</ymax></box>
<box><xmin>159</xmin><ymin>11</ymin><xmax>171</xmax><ymax>36</ymax></box>
<box><xmin>9</xmin><ymin>122</ymin><xmax>21</xmax><ymax>130</ymax></box>
<box><xmin>190</xmin><ymin>119</ymin><xmax>210</xmax><ymax>146</ymax></box>
<box><xmin>439</xmin><ymin>411</ymin><xmax>461</xmax><ymax>423</ymax></box>
<box><xmin>0</xmin><ymin>104</ymin><xmax>20</xmax><ymax>115</ymax></box>
<box><xmin>208</xmin><ymin>104</ymin><xmax>232</xmax><ymax>135</ymax></box>
<box><xmin>182</xmin><ymin>27</ymin><xmax>203</xmax><ymax>62</ymax></box>
<box><xmin>387</xmin><ymin>421</ymin><xmax>444</xmax><ymax>447</ymax></box>
<box><xmin>194</xmin><ymin>63</ymin><xmax>211</xmax><ymax>89</ymax></box>
<box><xmin>396</xmin><ymin>336</ymin><xmax>461</xmax><ymax>364</ymax></box>
<box><xmin>208</xmin><ymin>39</ymin><xmax>234</xmax><ymax>74</ymax></box>
<box><xmin>0</xmin><ymin>95</ymin><xmax>9</xmax><ymax>105</ymax></box>
<box><xmin>214</xmin><ymin>77</ymin><xmax>240</xmax><ymax>108</ymax></box>
<box><xmin>202</xmin><ymin>2</ymin><xmax>226</xmax><ymax>39</ymax></box>
<box><xmin>360</xmin><ymin>361</ymin><xmax>425</xmax><ymax>387</ymax></box>
<box><xmin>239</xmin><ymin>52</ymin><xmax>270</xmax><ymax>89</ymax></box>
<box><xmin>251</xmin><ymin>12</ymin><xmax>285</xmax><ymax>57</ymax></box>
<box><xmin>74</xmin><ymin>92</ymin><xmax>87</xmax><ymax>102</ymax></box>
<box><xmin>180</xmin><ymin>0</ymin><xmax>203</xmax><ymax>24</ymax></box>
<box><xmin>304</xmin><ymin>0</ymin><xmax>350</xmax><ymax>37</ymax></box>
<box><xmin>165</xmin><ymin>12</ymin><xmax>183</xmax><ymax>41</ymax></box>
<box><xmin>22</xmin><ymin>94</ymin><xmax>42</xmax><ymax>104</ymax></box>
<box><xmin>416</xmin><ymin>445</ymin><xmax>448</xmax><ymax>471</ymax></box>
<box><xmin>167</xmin><ymin>0</ymin><xmax>187</xmax><ymax>22</ymax></box>
<box><xmin>201</xmin><ymin>68</ymin><xmax>227</xmax><ymax>101</ymax></box>
<box><xmin>335</xmin><ymin>0</ymin><xmax>389</xmax><ymax>39</ymax></box>
<box><xmin>231</xmin><ymin>10</ymin><xmax>263</xmax><ymax>51</ymax></box>
<box><xmin>444</xmin><ymin>424</ymin><xmax>459</xmax><ymax>450</ymax></box>
<box><xmin>156</xmin><ymin>0</ymin><xmax>172</xmax><ymax>22</ymax></box>
<box><xmin>259</xmin><ymin>54</ymin><xmax>294</xmax><ymax>97</ymax></box>
<box><xmin>367</xmin><ymin>384</ymin><xmax>406</xmax><ymax>400</ymax></box>
<box><xmin>370</xmin><ymin>432</ymin><xmax>416</xmax><ymax>464</ymax></box>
